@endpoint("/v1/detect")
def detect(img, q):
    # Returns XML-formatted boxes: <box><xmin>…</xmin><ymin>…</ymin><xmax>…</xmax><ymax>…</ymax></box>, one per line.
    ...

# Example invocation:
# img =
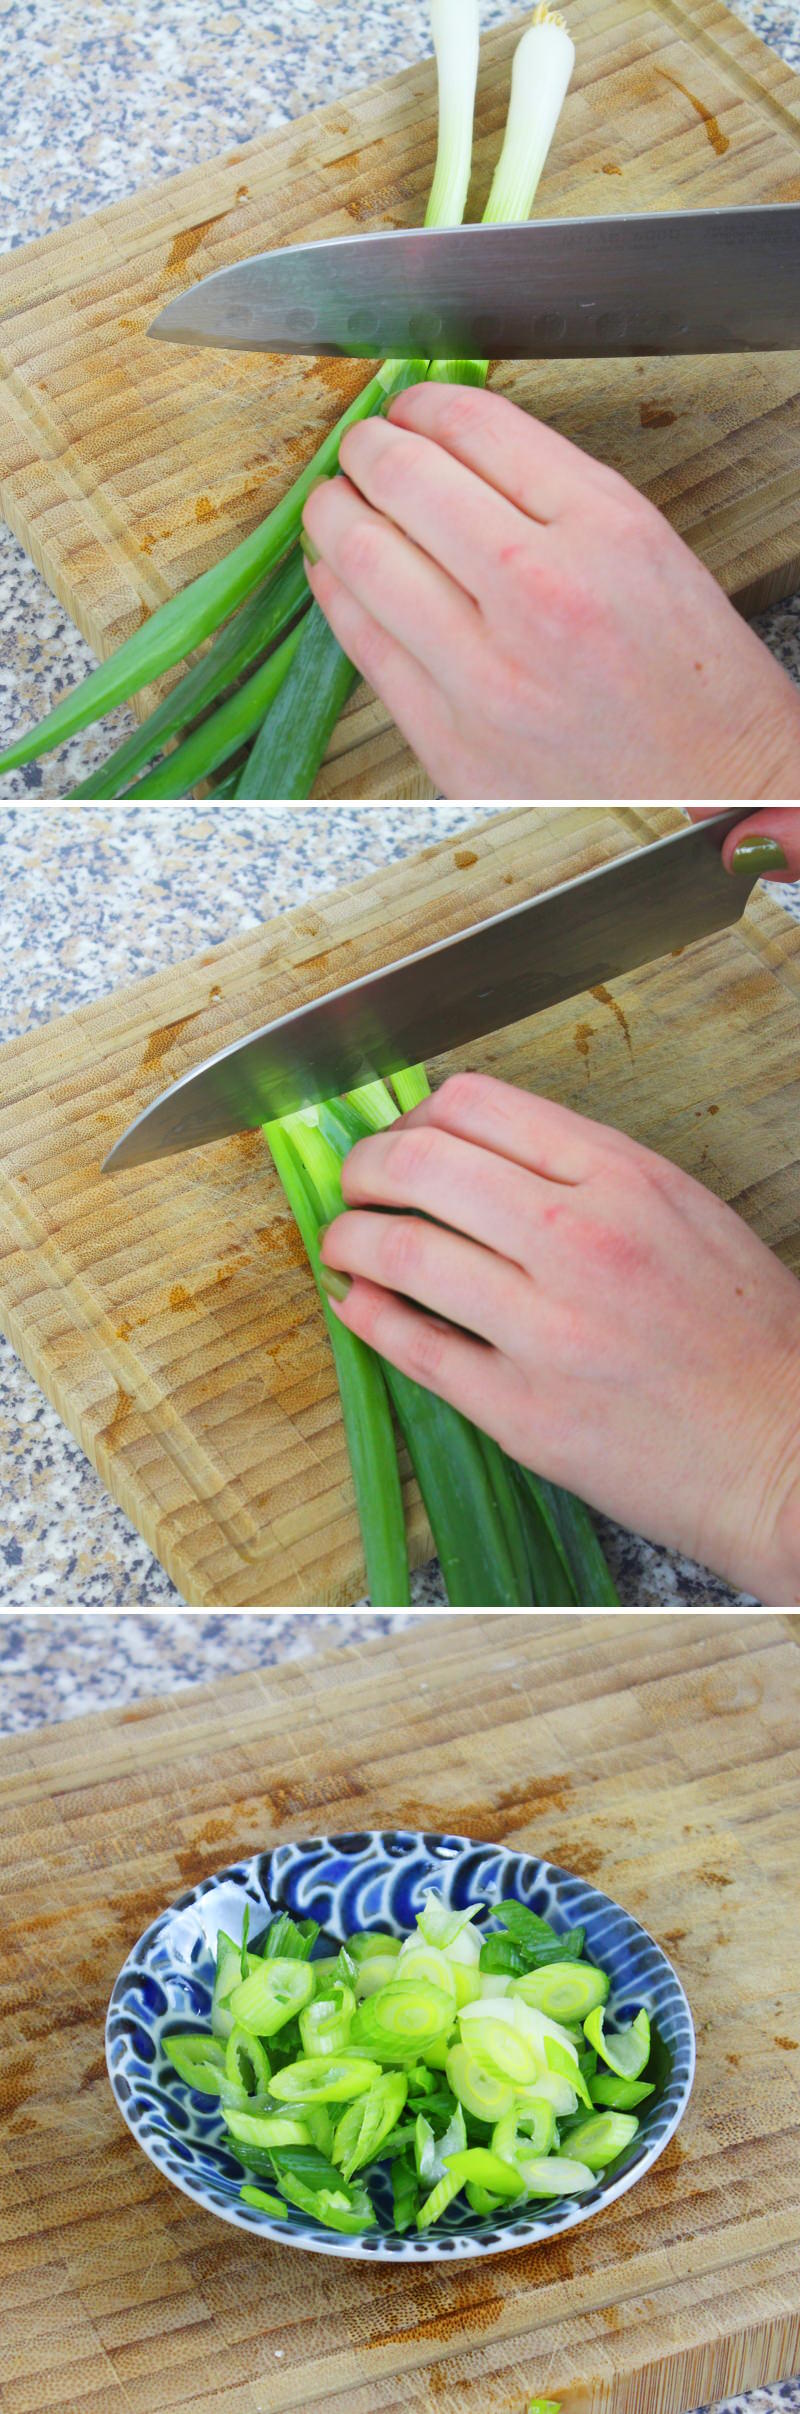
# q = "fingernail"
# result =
<box><xmin>730</xmin><ymin>836</ymin><xmax>788</xmax><ymax>876</ymax></box>
<box><xmin>320</xmin><ymin>1266</ymin><xmax>352</xmax><ymax>1304</ymax></box>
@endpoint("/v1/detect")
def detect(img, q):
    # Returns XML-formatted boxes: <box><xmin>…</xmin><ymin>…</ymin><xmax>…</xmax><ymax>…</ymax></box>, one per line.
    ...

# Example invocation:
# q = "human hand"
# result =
<box><xmin>687</xmin><ymin>806</ymin><xmax>800</xmax><ymax>881</ymax></box>
<box><xmin>320</xmin><ymin>1073</ymin><xmax>800</xmax><ymax>1604</ymax></box>
<box><xmin>302</xmin><ymin>385</ymin><xmax>800</xmax><ymax>802</ymax></box>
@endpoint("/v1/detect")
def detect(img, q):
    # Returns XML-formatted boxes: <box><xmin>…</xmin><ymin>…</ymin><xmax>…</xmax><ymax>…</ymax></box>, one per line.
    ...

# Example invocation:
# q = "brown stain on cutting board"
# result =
<box><xmin>575</xmin><ymin>1019</ymin><xmax>594</xmax><ymax>1073</ymax></box>
<box><xmin>404</xmin><ymin>1774</ymin><xmax>576</xmax><ymax>1847</ymax></box>
<box><xmin>591</xmin><ymin>983</ymin><xmax>634</xmax><ymax>1058</ymax></box>
<box><xmin>165</xmin><ymin>212</ymin><xmax>231</xmax><ymax>275</ymax></box>
<box><xmin>0</xmin><ymin>2050</ymin><xmax>35</xmax><ymax>2116</ymax></box>
<box><xmin>103</xmin><ymin>1384</ymin><xmax>132</xmax><ymax>1448</ymax></box>
<box><xmin>774</xmin><ymin>2035</ymin><xmax>799</xmax><ymax>2050</ymax></box>
<box><xmin>140</xmin><ymin>1011</ymin><xmax>201</xmax><ymax>1072</ymax></box>
<box><xmin>455</xmin><ymin>849</ymin><xmax>478</xmax><ymax>869</ymax></box>
<box><xmin>378</xmin><ymin>2282</ymin><xmax>504</xmax><ymax>2352</ymax></box>
<box><xmin>169</xmin><ymin>1284</ymin><xmax>194</xmax><ymax>1313</ymax></box>
<box><xmin>254</xmin><ymin>1223</ymin><xmax>307</xmax><ymax>1269</ymax></box>
<box><xmin>195</xmin><ymin>495</ymin><xmax>219</xmax><ymax>524</ymax></box>
<box><xmin>640</xmin><ymin>401</ymin><xmax>678</xmax><ymax>428</ymax></box>
<box><xmin>658</xmin><ymin>68</ymin><xmax>730</xmax><ymax>155</ymax></box>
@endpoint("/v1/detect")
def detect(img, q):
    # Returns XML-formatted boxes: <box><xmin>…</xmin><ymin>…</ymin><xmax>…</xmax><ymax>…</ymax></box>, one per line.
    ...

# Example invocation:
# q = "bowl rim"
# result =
<box><xmin>105</xmin><ymin>1831</ymin><xmax>696</xmax><ymax>2263</ymax></box>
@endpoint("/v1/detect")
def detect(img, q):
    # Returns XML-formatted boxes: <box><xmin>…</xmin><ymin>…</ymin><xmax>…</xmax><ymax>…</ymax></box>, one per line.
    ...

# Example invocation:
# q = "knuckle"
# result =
<box><xmin>436</xmin><ymin>1070</ymin><xmax>494</xmax><ymax>1121</ymax></box>
<box><xmin>379</xmin><ymin>1215</ymin><xmax>425</xmax><ymax>1290</ymax></box>
<box><xmin>579</xmin><ymin>1212</ymin><xmax>650</xmax><ymax>1281</ymax></box>
<box><xmin>406</xmin><ymin>1318</ymin><xmax>447</xmax><ymax>1388</ymax></box>
<box><xmin>340</xmin><ymin>516</ymin><xmax>385</xmax><ymax>585</ymax></box>
<box><xmin>385</xmin><ymin>1123</ymin><xmax>441</xmax><ymax>1185</ymax></box>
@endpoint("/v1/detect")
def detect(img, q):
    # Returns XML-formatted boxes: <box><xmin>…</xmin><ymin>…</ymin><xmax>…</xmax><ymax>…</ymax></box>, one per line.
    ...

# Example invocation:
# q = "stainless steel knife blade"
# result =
<box><xmin>148</xmin><ymin>207</ymin><xmax>800</xmax><ymax>360</ymax></box>
<box><xmin>104</xmin><ymin>811</ymin><xmax>753</xmax><ymax>1171</ymax></box>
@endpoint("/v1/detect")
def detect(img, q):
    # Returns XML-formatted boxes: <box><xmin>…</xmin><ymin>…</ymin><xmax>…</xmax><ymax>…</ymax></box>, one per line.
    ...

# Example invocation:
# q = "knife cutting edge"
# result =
<box><xmin>104</xmin><ymin>812</ymin><xmax>754</xmax><ymax>1171</ymax></box>
<box><xmin>148</xmin><ymin>207</ymin><xmax>800</xmax><ymax>361</ymax></box>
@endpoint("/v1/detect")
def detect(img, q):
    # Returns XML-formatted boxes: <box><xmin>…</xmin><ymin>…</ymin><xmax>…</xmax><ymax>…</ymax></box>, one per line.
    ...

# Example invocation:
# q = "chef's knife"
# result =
<box><xmin>149</xmin><ymin>207</ymin><xmax>800</xmax><ymax>360</ymax></box>
<box><xmin>104</xmin><ymin>811</ymin><xmax>757</xmax><ymax>1171</ymax></box>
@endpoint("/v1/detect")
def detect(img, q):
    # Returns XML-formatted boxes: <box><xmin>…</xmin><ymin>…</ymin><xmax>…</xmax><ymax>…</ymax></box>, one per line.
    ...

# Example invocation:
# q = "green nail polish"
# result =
<box><xmin>320</xmin><ymin>1265</ymin><xmax>352</xmax><ymax>1304</ymax></box>
<box><xmin>300</xmin><ymin>529</ymin><xmax>321</xmax><ymax>567</ymax></box>
<box><xmin>730</xmin><ymin>836</ymin><xmax>788</xmax><ymax>876</ymax></box>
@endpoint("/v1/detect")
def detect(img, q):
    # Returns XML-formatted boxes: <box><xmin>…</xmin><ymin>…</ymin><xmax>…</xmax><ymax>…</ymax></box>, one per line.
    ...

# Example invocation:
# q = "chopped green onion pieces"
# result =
<box><xmin>353</xmin><ymin>1981</ymin><xmax>456</xmax><ymax>2057</ymax></box>
<box><xmin>544</xmin><ymin>2035</ymin><xmax>594</xmax><ymax>2109</ymax></box>
<box><xmin>334</xmin><ymin>2072</ymin><xmax>408</xmax><ymax>2180</ymax></box>
<box><xmin>299</xmin><ymin>1983</ymin><xmax>355</xmax><ymax>2058</ymax></box>
<box><xmin>511</xmin><ymin>1962</ymin><xmax>609</xmax><ymax>2024</ymax></box>
<box><xmin>583</xmin><ymin>2005</ymin><xmax>651</xmax><ymax>2080</ymax></box>
<box><xmin>228</xmin><ymin>1956</ymin><xmax>314</xmax><ymax>2037</ymax></box>
<box><xmin>589</xmin><ymin>2073</ymin><xmax>655</xmax><ymax>2110</ymax></box>
<box><xmin>562</xmin><ymin>2111</ymin><xmax>639</xmax><ymax>2171</ymax></box>
<box><xmin>226</xmin><ymin>2109</ymin><xmax>312</xmax><ymax>2150</ymax></box>
<box><xmin>444</xmin><ymin>2148</ymin><xmax>524</xmax><ymax>2201</ymax></box>
<box><xmin>262</xmin><ymin>1913</ymin><xmax>320</xmax><ymax>1960</ymax></box>
<box><xmin>159</xmin><ymin>1893</ymin><xmax>663</xmax><ymax>2236</ymax></box>
<box><xmin>462</xmin><ymin>2017</ymin><xmax>540</xmax><ymax>2087</ymax></box>
<box><xmin>516</xmin><ymin>2155</ymin><xmax>596</xmax><ymax>2197</ymax></box>
<box><xmin>240</xmin><ymin>2186</ymin><xmax>290</xmax><ymax>2218</ymax></box>
<box><xmin>225</xmin><ymin>2026</ymin><xmax>271</xmax><ymax>2097</ymax></box>
<box><xmin>446</xmin><ymin>2042</ymin><xmax>515</xmax><ymax>2125</ymax></box>
<box><xmin>163</xmin><ymin>2033</ymin><xmax>229</xmax><ymax>2094</ymax></box>
<box><xmin>270</xmin><ymin>2054</ymin><xmax>382</xmax><ymax>2105</ymax></box>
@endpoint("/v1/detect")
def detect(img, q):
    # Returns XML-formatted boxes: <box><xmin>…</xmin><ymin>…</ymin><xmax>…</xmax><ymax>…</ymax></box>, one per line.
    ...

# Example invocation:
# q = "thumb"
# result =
<box><xmin>686</xmin><ymin>807</ymin><xmax>799</xmax><ymax>881</ymax></box>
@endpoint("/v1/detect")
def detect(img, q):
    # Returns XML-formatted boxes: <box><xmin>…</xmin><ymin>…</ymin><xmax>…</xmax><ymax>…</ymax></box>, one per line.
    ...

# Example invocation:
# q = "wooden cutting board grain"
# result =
<box><xmin>1</xmin><ymin>0</ymin><xmax>799</xmax><ymax>796</ymax></box>
<box><xmin>1</xmin><ymin>1613</ymin><xmax>799</xmax><ymax>2414</ymax></box>
<box><xmin>0</xmin><ymin>805</ymin><xmax>799</xmax><ymax>1608</ymax></box>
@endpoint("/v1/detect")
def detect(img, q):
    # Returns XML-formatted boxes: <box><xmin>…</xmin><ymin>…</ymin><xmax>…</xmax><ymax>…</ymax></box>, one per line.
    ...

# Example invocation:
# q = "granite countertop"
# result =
<box><xmin>2</xmin><ymin>801</ymin><xmax>798</xmax><ymax>1612</ymax></box>
<box><xmin>1</xmin><ymin>0</ymin><xmax>799</xmax><ymax>793</ymax></box>
<box><xmin>1</xmin><ymin>1613</ymin><xmax>800</xmax><ymax>2414</ymax></box>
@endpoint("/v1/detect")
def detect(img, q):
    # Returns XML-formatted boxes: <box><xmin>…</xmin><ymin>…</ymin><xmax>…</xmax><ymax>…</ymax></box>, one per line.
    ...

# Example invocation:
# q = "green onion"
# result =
<box><xmin>228</xmin><ymin>1956</ymin><xmax>314</xmax><ymax>2037</ymax></box>
<box><xmin>516</xmin><ymin>2153</ymin><xmax>595</xmax><ymax>2196</ymax></box>
<box><xmin>264</xmin><ymin>1117</ymin><xmax>411</xmax><ymax>1607</ymax></box>
<box><xmin>69</xmin><ymin>547</ymin><xmax>309</xmax><ymax>798</ymax></box>
<box><xmin>232</xmin><ymin>0</ymin><xmax>484</xmax><ymax>800</ymax></box>
<box><xmin>510</xmin><ymin>1963</ymin><xmax>609</xmax><ymax>2023</ymax></box>
<box><xmin>270</xmin><ymin>2055</ymin><xmax>382</xmax><ymax>2105</ymax></box>
<box><xmin>584</xmin><ymin>2004</ymin><xmax>651</xmax><ymax>2080</ymax></box>
<box><xmin>484</xmin><ymin>7</ymin><xmax>576</xmax><ymax>226</ymax></box>
<box><xmin>123</xmin><ymin>620</ymin><xmax>305</xmax><ymax>797</ymax></box>
<box><xmin>240</xmin><ymin>2186</ymin><xmax>290</xmax><ymax>2218</ymax></box>
<box><xmin>266</xmin><ymin>1069</ymin><xmax>616</xmax><ymax>1610</ymax></box>
<box><xmin>589</xmin><ymin>2072</ymin><xmax>655</xmax><ymax>2110</ymax></box>
<box><xmin>0</xmin><ymin>367</ymin><xmax>399</xmax><ymax>781</ymax></box>
<box><xmin>235</xmin><ymin>601</ymin><xmax>358</xmax><ymax>800</ymax></box>
<box><xmin>225</xmin><ymin>2026</ymin><xmax>272</xmax><ymax>2097</ymax></box>
<box><xmin>424</xmin><ymin>0</ymin><xmax>482</xmax><ymax>231</ymax></box>
<box><xmin>158</xmin><ymin>1897</ymin><xmax>659</xmax><ymax>2236</ymax></box>
<box><xmin>561</xmin><ymin>2110</ymin><xmax>639</xmax><ymax>2170</ymax></box>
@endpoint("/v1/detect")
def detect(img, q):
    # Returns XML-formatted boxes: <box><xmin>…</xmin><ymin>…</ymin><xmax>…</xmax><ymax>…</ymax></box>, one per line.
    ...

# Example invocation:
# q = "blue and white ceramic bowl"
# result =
<box><xmin>106</xmin><ymin>1829</ymin><xmax>695</xmax><ymax>2262</ymax></box>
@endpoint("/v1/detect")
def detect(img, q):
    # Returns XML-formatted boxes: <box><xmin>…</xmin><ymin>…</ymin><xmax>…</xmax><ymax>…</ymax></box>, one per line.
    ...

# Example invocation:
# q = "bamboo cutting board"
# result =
<box><xmin>1</xmin><ymin>0</ymin><xmax>800</xmax><ymax>799</ymax></box>
<box><xmin>0</xmin><ymin>806</ymin><xmax>799</xmax><ymax>1609</ymax></box>
<box><xmin>1</xmin><ymin>1613</ymin><xmax>799</xmax><ymax>2414</ymax></box>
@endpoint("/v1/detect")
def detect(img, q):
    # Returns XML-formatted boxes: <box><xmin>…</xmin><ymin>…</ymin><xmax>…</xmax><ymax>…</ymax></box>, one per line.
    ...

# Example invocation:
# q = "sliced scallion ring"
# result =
<box><xmin>583</xmin><ymin>2004</ymin><xmax>651</xmax><ymax>2080</ymax></box>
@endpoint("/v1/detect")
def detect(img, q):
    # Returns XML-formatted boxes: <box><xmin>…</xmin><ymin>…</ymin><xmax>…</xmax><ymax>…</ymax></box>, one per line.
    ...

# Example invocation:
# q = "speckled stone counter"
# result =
<box><xmin>3</xmin><ymin>801</ymin><xmax>798</xmax><ymax>1612</ymax></box>
<box><xmin>1</xmin><ymin>0</ymin><xmax>799</xmax><ymax>794</ymax></box>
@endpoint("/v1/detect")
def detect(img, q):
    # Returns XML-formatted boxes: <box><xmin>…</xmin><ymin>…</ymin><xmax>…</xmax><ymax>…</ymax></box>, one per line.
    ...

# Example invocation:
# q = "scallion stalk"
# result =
<box><xmin>263</xmin><ymin>1118</ymin><xmax>411</xmax><ymax>1609</ymax></box>
<box><xmin>69</xmin><ymin>547</ymin><xmax>309</xmax><ymax>799</ymax></box>
<box><xmin>125</xmin><ymin>619</ymin><xmax>305</xmax><ymax>798</ymax></box>
<box><xmin>0</xmin><ymin>362</ymin><xmax>411</xmax><ymax>783</ymax></box>
<box><xmin>485</xmin><ymin>8</ymin><xmax>575</xmax><ymax>226</ymax></box>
